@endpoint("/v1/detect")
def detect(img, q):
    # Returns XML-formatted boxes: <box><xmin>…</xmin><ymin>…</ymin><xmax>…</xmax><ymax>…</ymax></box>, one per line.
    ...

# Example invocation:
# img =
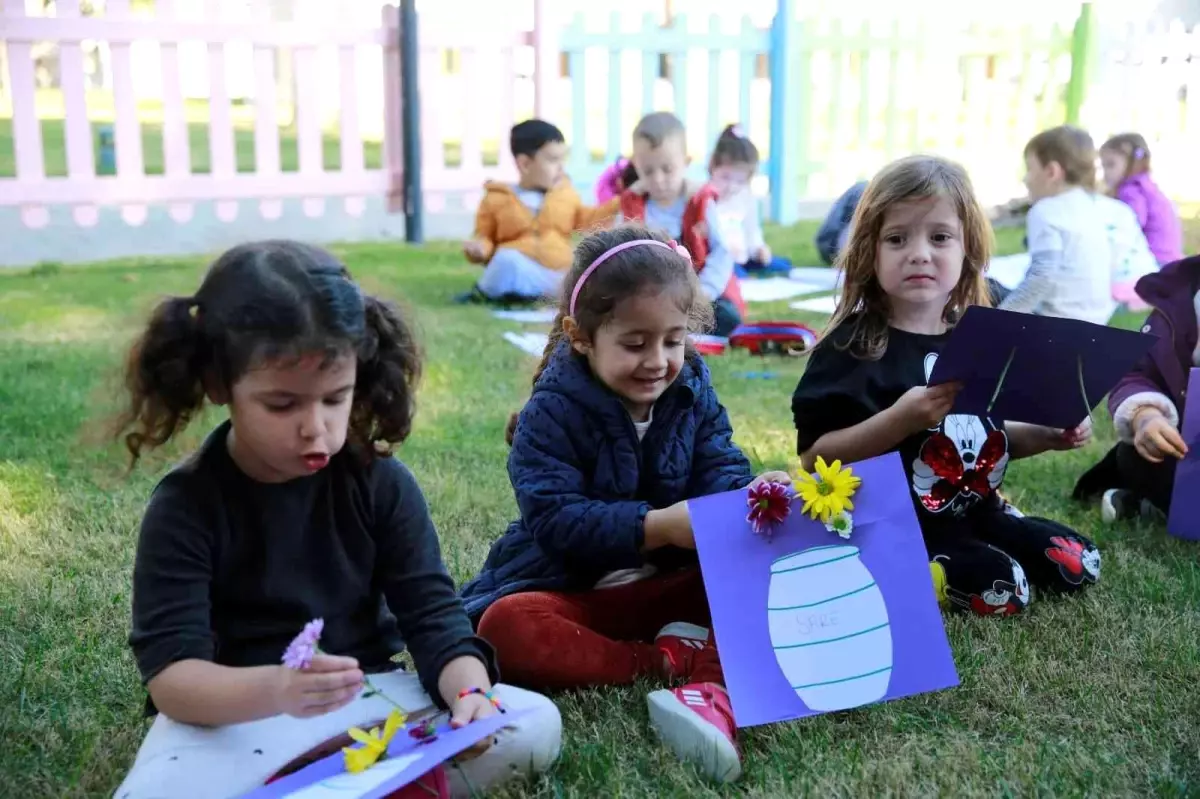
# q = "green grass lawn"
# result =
<box><xmin>1</xmin><ymin>221</ymin><xmax>1199</xmax><ymax>797</ymax></box>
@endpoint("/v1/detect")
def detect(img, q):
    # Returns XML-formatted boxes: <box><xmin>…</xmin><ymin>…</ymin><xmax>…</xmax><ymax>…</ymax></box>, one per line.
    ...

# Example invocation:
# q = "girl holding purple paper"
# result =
<box><xmin>1074</xmin><ymin>254</ymin><xmax>1200</xmax><ymax>523</ymax></box>
<box><xmin>109</xmin><ymin>241</ymin><xmax>560</xmax><ymax>798</ymax></box>
<box><xmin>791</xmin><ymin>155</ymin><xmax>1102</xmax><ymax>619</ymax></box>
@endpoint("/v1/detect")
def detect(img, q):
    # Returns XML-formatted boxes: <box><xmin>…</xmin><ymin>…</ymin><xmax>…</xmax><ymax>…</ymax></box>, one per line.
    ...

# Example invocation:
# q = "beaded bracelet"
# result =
<box><xmin>456</xmin><ymin>686</ymin><xmax>505</xmax><ymax>712</ymax></box>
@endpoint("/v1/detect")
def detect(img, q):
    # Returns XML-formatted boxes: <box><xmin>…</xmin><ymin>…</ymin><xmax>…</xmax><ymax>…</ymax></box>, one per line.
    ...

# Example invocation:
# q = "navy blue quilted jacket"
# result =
<box><xmin>459</xmin><ymin>342</ymin><xmax>753</xmax><ymax>621</ymax></box>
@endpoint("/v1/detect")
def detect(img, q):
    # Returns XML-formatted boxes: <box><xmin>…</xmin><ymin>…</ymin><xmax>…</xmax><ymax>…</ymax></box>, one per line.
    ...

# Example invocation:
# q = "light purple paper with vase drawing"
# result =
<box><xmin>689</xmin><ymin>451</ymin><xmax>958</xmax><ymax>728</ymax></box>
<box><xmin>1167</xmin><ymin>367</ymin><xmax>1200</xmax><ymax>541</ymax></box>
<box><xmin>241</xmin><ymin>708</ymin><xmax>530</xmax><ymax>798</ymax></box>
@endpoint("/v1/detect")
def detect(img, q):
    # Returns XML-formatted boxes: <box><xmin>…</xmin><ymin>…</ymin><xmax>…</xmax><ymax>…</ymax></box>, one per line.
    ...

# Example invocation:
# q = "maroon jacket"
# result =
<box><xmin>1107</xmin><ymin>254</ymin><xmax>1200</xmax><ymax>423</ymax></box>
<box><xmin>1074</xmin><ymin>255</ymin><xmax>1197</xmax><ymax>501</ymax></box>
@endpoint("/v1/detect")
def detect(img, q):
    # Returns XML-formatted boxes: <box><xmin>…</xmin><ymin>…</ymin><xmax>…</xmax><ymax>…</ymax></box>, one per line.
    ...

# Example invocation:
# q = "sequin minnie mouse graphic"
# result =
<box><xmin>912</xmin><ymin>353</ymin><xmax>1010</xmax><ymax>516</ymax></box>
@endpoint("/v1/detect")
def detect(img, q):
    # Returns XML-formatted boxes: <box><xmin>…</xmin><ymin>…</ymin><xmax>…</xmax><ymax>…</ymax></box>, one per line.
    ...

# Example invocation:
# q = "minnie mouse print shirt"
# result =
<box><xmin>791</xmin><ymin>319</ymin><xmax>1010</xmax><ymax>528</ymax></box>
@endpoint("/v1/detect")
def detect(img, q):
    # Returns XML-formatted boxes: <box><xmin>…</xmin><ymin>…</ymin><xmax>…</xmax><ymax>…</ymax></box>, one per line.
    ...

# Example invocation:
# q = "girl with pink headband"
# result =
<box><xmin>460</xmin><ymin>225</ymin><xmax>791</xmax><ymax>784</ymax></box>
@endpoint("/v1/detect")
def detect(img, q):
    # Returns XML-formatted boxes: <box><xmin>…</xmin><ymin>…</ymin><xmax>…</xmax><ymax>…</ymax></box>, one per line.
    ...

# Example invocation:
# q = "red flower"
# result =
<box><xmin>747</xmin><ymin>481</ymin><xmax>792</xmax><ymax>538</ymax></box>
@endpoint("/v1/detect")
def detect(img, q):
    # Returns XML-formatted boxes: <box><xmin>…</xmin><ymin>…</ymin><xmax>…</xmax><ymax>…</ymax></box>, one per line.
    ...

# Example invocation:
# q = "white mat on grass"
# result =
<box><xmin>739</xmin><ymin>277</ymin><xmax>826</xmax><ymax>303</ymax></box>
<box><xmin>986</xmin><ymin>252</ymin><xmax>1032</xmax><ymax>290</ymax></box>
<box><xmin>789</xmin><ymin>267</ymin><xmax>843</xmax><ymax>290</ymax></box>
<box><xmin>491</xmin><ymin>308</ymin><xmax>558</xmax><ymax>323</ymax></box>
<box><xmin>789</xmin><ymin>295</ymin><xmax>839</xmax><ymax>315</ymax></box>
<box><xmin>503</xmin><ymin>331</ymin><xmax>550</xmax><ymax>357</ymax></box>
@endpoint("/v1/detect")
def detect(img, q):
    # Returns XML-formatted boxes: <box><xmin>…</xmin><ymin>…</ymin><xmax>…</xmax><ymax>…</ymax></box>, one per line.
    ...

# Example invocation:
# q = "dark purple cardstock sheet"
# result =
<box><xmin>689</xmin><ymin>452</ymin><xmax>959</xmax><ymax>729</ymax></box>
<box><xmin>927</xmin><ymin>307</ymin><xmax>1156</xmax><ymax>430</ymax></box>
<box><xmin>241</xmin><ymin>708</ymin><xmax>530</xmax><ymax>798</ymax></box>
<box><xmin>1167</xmin><ymin>368</ymin><xmax>1200</xmax><ymax>541</ymax></box>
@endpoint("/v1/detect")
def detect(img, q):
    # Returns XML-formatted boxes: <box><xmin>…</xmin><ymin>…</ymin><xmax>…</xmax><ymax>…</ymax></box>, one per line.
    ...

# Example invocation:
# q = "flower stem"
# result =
<box><xmin>363</xmin><ymin>675</ymin><xmax>410</xmax><ymax>715</ymax></box>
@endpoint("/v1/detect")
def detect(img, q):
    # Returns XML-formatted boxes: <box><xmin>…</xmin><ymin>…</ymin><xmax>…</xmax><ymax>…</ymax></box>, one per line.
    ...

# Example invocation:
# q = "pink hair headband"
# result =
<box><xmin>568</xmin><ymin>239</ymin><xmax>690</xmax><ymax>316</ymax></box>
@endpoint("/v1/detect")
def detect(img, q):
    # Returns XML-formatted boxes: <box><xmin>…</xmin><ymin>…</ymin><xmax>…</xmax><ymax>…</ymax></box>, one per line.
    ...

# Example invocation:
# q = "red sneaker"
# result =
<box><xmin>646</xmin><ymin>682</ymin><xmax>741</xmax><ymax>783</ymax></box>
<box><xmin>654</xmin><ymin>622</ymin><xmax>711</xmax><ymax>682</ymax></box>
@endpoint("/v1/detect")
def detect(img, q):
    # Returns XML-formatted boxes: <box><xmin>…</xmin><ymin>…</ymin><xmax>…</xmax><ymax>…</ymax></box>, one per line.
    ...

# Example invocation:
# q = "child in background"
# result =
<box><xmin>1101</xmin><ymin>133</ymin><xmax>1184</xmax><ymax>267</ymax></box>
<box><xmin>595</xmin><ymin>156</ymin><xmax>640</xmax><ymax>204</ymax></box>
<box><xmin>816</xmin><ymin>180</ymin><xmax>869</xmax><ymax>266</ymax></box>
<box><xmin>998</xmin><ymin>126</ymin><xmax>1116</xmax><ymax>325</ymax></box>
<box><xmin>459</xmin><ymin>119</ymin><xmax>619</xmax><ymax>305</ymax></box>
<box><xmin>619</xmin><ymin>112</ymin><xmax>746</xmax><ymax>337</ymax></box>
<box><xmin>791</xmin><ymin>156</ymin><xmax>1100</xmax><ymax>618</ymax></box>
<box><xmin>112</xmin><ymin>241</ymin><xmax>560</xmax><ymax>798</ymax></box>
<box><xmin>703</xmin><ymin>124</ymin><xmax>791</xmax><ymax>278</ymax></box>
<box><xmin>460</xmin><ymin>226</ymin><xmax>792</xmax><ymax>783</ymax></box>
<box><xmin>1073</xmin><ymin>254</ymin><xmax>1200</xmax><ymax>523</ymax></box>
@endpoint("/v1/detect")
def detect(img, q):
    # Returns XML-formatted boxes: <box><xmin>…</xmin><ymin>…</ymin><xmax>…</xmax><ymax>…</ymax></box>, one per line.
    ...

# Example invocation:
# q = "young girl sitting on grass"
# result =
<box><xmin>791</xmin><ymin>155</ymin><xmax>1101</xmax><ymax>618</ymax></box>
<box><xmin>1100</xmin><ymin>133</ymin><xmax>1184</xmax><ymax>267</ymax></box>
<box><xmin>110</xmin><ymin>240</ymin><xmax>560</xmax><ymax>798</ymax></box>
<box><xmin>459</xmin><ymin>225</ymin><xmax>790</xmax><ymax>783</ymax></box>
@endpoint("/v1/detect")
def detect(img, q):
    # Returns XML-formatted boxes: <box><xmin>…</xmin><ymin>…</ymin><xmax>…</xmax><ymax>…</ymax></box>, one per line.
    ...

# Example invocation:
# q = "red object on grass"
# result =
<box><xmin>728</xmin><ymin>321</ymin><xmax>818</xmax><ymax>356</ymax></box>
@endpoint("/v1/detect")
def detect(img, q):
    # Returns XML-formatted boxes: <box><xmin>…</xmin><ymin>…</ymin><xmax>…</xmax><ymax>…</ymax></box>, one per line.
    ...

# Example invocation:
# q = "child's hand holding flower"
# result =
<box><xmin>276</xmin><ymin>653</ymin><xmax>364</xmax><ymax>719</ymax></box>
<box><xmin>748</xmin><ymin>471</ymin><xmax>792</xmax><ymax>489</ymax></box>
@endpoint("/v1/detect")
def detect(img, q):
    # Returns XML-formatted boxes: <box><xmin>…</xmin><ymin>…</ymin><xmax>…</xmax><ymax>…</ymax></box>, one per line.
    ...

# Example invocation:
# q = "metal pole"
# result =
<box><xmin>399</xmin><ymin>0</ymin><xmax>423</xmax><ymax>243</ymax></box>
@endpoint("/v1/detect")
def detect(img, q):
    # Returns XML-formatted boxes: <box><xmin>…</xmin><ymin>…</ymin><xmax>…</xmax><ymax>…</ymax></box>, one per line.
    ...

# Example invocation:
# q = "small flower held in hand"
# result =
<box><xmin>282</xmin><ymin>618</ymin><xmax>408</xmax><ymax>715</ymax></box>
<box><xmin>282</xmin><ymin>618</ymin><xmax>324</xmax><ymax>670</ymax></box>
<box><xmin>747</xmin><ymin>481</ymin><xmax>793</xmax><ymax>538</ymax></box>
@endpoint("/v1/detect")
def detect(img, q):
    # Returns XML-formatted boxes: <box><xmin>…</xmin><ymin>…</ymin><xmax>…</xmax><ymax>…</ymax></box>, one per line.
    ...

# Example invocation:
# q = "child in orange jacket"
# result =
<box><xmin>458</xmin><ymin>120</ymin><xmax>619</xmax><ymax>305</ymax></box>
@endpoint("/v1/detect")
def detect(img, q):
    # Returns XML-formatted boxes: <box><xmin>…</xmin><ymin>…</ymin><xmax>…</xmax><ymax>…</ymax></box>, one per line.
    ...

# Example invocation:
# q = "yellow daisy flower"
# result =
<box><xmin>342</xmin><ymin>709</ymin><xmax>407</xmax><ymax>773</ymax></box>
<box><xmin>795</xmin><ymin>456</ymin><xmax>862</xmax><ymax>523</ymax></box>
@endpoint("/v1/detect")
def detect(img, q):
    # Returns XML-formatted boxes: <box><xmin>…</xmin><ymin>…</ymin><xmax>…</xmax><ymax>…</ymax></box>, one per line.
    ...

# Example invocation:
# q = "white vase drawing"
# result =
<box><xmin>768</xmin><ymin>544</ymin><xmax>893</xmax><ymax>712</ymax></box>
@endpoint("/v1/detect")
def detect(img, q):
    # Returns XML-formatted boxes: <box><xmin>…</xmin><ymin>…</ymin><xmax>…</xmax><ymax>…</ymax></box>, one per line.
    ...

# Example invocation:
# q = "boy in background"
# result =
<box><xmin>458</xmin><ymin>120</ymin><xmax>619</xmax><ymax>305</ymax></box>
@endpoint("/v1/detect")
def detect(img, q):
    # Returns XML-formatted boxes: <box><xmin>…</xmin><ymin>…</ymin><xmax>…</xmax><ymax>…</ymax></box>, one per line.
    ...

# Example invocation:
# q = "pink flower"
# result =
<box><xmin>282</xmin><ymin>618</ymin><xmax>324</xmax><ymax>670</ymax></box>
<box><xmin>747</xmin><ymin>481</ymin><xmax>792</xmax><ymax>538</ymax></box>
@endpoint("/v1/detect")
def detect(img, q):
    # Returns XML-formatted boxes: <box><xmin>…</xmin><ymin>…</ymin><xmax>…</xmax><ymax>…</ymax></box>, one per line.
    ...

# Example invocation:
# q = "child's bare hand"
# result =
<box><xmin>463</xmin><ymin>239</ymin><xmax>487</xmax><ymax>260</ymax></box>
<box><xmin>1053</xmin><ymin>418</ymin><xmax>1093</xmax><ymax>450</ymax></box>
<box><xmin>893</xmin><ymin>383</ymin><xmax>961</xmax><ymax>434</ymax></box>
<box><xmin>276</xmin><ymin>654</ymin><xmax>363</xmax><ymax>719</ymax></box>
<box><xmin>748</xmin><ymin>471</ymin><xmax>792</xmax><ymax>489</ymax></box>
<box><xmin>754</xmin><ymin>245</ymin><xmax>772</xmax><ymax>263</ymax></box>
<box><xmin>691</xmin><ymin>220</ymin><xmax>709</xmax><ymax>240</ymax></box>
<box><xmin>1134</xmin><ymin>413</ymin><xmax>1188</xmax><ymax>462</ymax></box>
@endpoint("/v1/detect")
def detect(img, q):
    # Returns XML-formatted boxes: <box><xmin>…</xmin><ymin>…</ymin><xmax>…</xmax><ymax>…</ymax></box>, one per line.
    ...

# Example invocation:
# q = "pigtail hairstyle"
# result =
<box><xmin>352</xmin><ymin>295</ymin><xmax>423</xmax><ymax>454</ymax></box>
<box><xmin>823</xmin><ymin>155</ymin><xmax>992</xmax><ymax>361</ymax></box>
<box><xmin>114</xmin><ymin>239</ymin><xmax>422</xmax><ymax>466</ymax></box>
<box><xmin>503</xmin><ymin>224</ymin><xmax>714</xmax><ymax>445</ymax></box>
<box><xmin>116</xmin><ymin>295</ymin><xmax>208</xmax><ymax>464</ymax></box>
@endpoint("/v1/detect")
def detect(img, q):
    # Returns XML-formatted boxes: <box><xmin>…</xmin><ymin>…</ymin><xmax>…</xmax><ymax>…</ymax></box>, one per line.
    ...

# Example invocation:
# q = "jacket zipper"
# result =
<box><xmin>1144</xmin><ymin>299</ymin><xmax>1184</xmax><ymax>402</ymax></box>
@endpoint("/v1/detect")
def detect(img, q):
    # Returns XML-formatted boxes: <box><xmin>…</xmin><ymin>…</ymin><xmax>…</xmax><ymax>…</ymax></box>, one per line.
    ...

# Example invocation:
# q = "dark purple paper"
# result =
<box><xmin>689</xmin><ymin>452</ymin><xmax>958</xmax><ymax>729</ymax></box>
<box><xmin>240</xmin><ymin>708</ymin><xmax>530</xmax><ymax>798</ymax></box>
<box><xmin>928</xmin><ymin>307</ymin><xmax>1156</xmax><ymax>430</ymax></box>
<box><xmin>1167</xmin><ymin>368</ymin><xmax>1200</xmax><ymax>540</ymax></box>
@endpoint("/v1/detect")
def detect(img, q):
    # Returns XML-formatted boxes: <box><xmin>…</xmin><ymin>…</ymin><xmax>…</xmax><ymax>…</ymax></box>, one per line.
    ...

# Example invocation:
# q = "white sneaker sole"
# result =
<box><xmin>1101</xmin><ymin>489</ymin><xmax>1119</xmax><ymax>523</ymax></box>
<box><xmin>646</xmin><ymin>689</ymin><xmax>741</xmax><ymax>783</ymax></box>
<box><xmin>654</xmin><ymin>622</ymin><xmax>709</xmax><ymax>642</ymax></box>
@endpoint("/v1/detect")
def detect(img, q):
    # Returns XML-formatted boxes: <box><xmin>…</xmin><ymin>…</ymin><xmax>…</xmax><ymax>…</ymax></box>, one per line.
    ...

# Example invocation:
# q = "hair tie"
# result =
<box><xmin>729</xmin><ymin>124</ymin><xmax>746</xmax><ymax>139</ymax></box>
<box><xmin>569</xmin><ymin>239</ymin><xmax>691</xmax><ymax>317</ymax></box>
<box><xmin>1134</xmin><ymin>146</ymin><xmax>1146</xmax><ymax>160</ymax></box>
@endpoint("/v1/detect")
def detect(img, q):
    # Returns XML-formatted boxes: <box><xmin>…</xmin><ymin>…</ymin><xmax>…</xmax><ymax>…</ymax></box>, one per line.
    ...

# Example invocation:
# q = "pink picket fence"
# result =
<box><xmin>0</xmin><ymin>0</ymin><xmax>542</xmax><ymax>230</ymax></box>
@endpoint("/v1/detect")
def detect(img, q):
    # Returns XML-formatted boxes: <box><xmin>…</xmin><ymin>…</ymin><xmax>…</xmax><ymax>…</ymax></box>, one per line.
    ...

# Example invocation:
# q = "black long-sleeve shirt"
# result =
<box><xmin>129</xmin><ymin>422</ymin><xmax>496</xmax><ymax>715</ymax></box>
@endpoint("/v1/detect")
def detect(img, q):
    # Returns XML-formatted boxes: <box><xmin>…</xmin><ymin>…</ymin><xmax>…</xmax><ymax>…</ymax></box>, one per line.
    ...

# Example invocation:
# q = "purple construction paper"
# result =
<box><xmin>241</xmin><ymin>707</ymin><xmax>530</xmax><ymax>798</ymax></box>
<box><xmin>1167</xmin><ymin>368</ymin><xmax>1200</xmax><ymax>541</ymax></box>
<box><xmin>928</xmin><ymin>307</ymin><xmax>1155</xmax><ymax>430</ymax></box>
<box><xmin>689</xmin><ymin>451</ymin><xmax>958</xmax><ymax>729</ymax></box>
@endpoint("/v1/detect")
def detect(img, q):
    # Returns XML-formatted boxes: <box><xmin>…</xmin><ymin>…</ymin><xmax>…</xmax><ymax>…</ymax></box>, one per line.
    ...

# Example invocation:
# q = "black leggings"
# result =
<box><xmin>926</xmin><ymin>508</ymin><xmax>1100</xmax><ymax>617</ymax></box>
<box><xmin>1115</xmin><ymin>441</ymin><xmax>1175</xmax><ymax>514</ymax></box>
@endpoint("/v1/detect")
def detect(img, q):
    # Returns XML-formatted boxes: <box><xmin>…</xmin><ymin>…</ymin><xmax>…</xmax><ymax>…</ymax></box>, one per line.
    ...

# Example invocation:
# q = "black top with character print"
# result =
<box><xmin>791</xmin><ymin>318</ymin><xmax>1010</xmax><ymax>531</ymax></box>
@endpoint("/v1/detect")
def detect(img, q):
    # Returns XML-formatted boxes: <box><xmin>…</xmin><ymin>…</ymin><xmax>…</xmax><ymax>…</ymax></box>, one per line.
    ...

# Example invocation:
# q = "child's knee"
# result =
<box><xmin>476</xmin><ymin>596</ymin><xmax>554</xmax><ymax>673</ymax></box>
<box><xmin>933</xmin><ymin>547</ymin><xmax>1032</xmax><ymax>617</ymax></box>
<box><xmin>446</xmin><ymin>686</ymin><xmax>562</xmax><ymax>796</ymax></box>
<box><xmin>1042</xmin><ymin>532</ymin><xmax>1101</xmax><ymax>590</ymax></box>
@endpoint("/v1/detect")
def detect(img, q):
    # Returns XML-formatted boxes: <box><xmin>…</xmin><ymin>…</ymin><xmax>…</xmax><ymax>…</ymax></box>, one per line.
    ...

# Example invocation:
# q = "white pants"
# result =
<box><xmin>111</xmin><ymin>672</ymin><xmax>561</xmax><ymax>799</ymax></box>
<box><xmin>476</xmin><ymin>248</ymin><xmax>564</xmax><ymax>299</ymax></box>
